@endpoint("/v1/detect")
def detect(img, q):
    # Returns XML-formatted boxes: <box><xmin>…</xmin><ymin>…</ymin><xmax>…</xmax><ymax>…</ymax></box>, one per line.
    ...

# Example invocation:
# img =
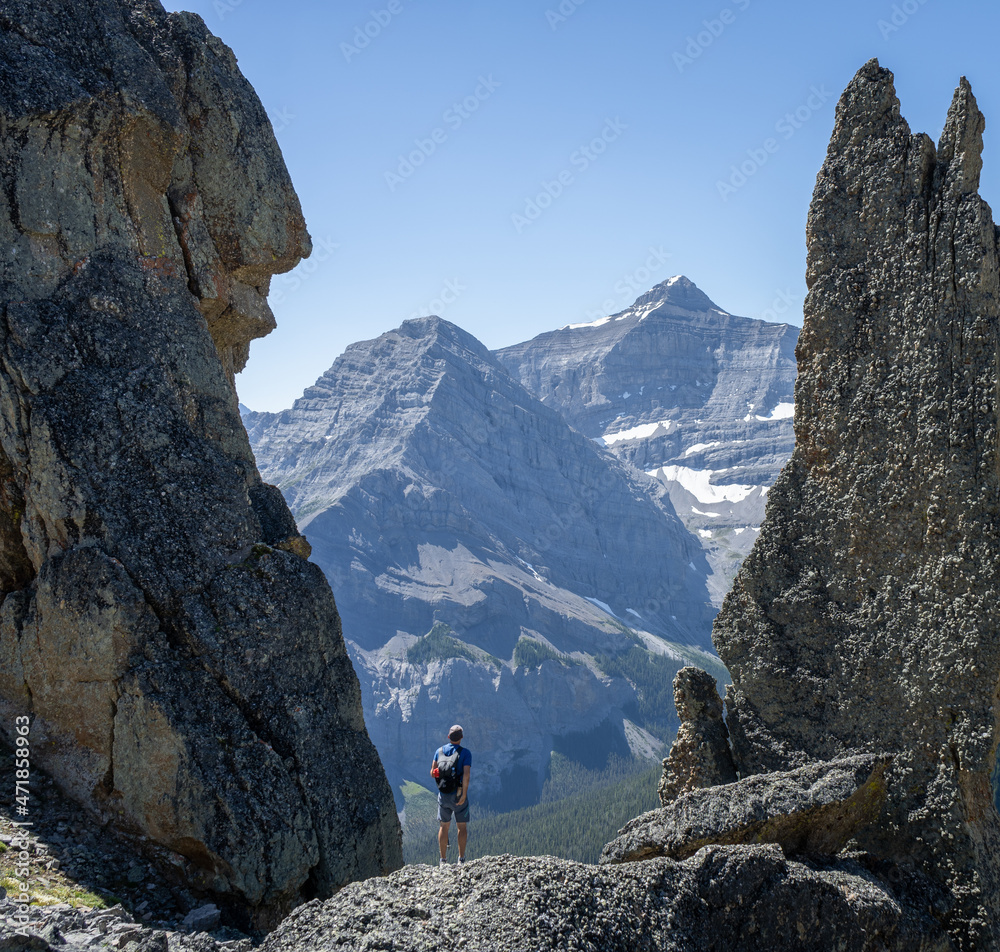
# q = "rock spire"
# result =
<box><xmin>714</xmin><ymin>59</ymin><xmax>1000</xmax><ymax>950</ymax></box>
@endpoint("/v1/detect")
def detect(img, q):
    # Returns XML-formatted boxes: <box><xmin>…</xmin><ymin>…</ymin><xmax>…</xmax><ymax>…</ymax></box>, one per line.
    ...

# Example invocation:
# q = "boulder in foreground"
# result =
<box><xmin>602</xmin><ymin>755</ymin><xmax>888</xmax><ymax>865</ymax></box>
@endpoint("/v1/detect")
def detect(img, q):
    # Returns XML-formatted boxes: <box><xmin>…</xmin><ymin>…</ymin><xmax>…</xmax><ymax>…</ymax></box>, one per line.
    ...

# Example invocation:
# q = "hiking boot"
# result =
<box><xmin>457</xmin><ymin>856</ymin><xmax>466</xmax><ymax>865</ymax></box>
<box><xmin>439</xmin><ymin>858</ymin><xmax>447</xmax><ymax>867</ymax></box>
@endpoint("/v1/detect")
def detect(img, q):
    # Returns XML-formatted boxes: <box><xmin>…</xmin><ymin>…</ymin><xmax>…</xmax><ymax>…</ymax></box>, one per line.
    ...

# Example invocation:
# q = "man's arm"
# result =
<box><xmin>456</xmin><ymin>764</ymin><xmax>471</xmax><ymax>805</ymax></box>
<box><xmin>430</xmin><ymin>753</ymin><xmax>439</xmax><ymax>779</ymax></box>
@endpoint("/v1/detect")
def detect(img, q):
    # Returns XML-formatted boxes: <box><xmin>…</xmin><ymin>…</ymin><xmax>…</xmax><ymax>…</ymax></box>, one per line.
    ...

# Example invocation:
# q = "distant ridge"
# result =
<box><xmin>245</xmin><ymin>315</ymin><xmax>719</xmax><ymax>809</ymax></box>
<box><xmin>496</xmin><ymin>276</ymin><xmax>798</xmax><ymax>604</ymax></box>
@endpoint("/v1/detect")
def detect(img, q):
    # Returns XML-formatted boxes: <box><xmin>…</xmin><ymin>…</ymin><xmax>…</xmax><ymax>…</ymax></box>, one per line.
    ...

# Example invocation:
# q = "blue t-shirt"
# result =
<box><xmin>435</xmin><ymin>743</ymin><xmax>472</xmax><ymax>784</ymax></box>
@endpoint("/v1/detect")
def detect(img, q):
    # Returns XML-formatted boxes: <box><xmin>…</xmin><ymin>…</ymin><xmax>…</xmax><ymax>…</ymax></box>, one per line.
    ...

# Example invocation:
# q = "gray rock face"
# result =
<box><xmin>713</xmin><ymin>60</ymin><xmax>1000</xmax><ymax>950</ymax></box>
<box><xmin>258</xmin><ymin>850</ymin><xmax>950</xmax><ymax>952</ymax></box>
<box><xmin>0</xmin><ymin>0</ymin><xmax>400</xmax><ymax>922</ymax></box>
<box><xmin>602</xmin><ymin>755</ymin><xmax>889</xmax><ymax>865</ymax></box>
<box><xmin>244</xmin><ymin>317</ymin><xmax>721</xmax><ymax>807</ymax></box>
<box><xmin>496</xmin><ymin>276</ymin><xmax>798</xmax><ymax>604</ymax></box>
<box><xmin>0</xmin><ymin>899</ymin><xmax>244</xmax><ymax>952</ymax></box>
<box><xmin>657</xmin><ymin>666</ymin><xmax>735</xmax><ymax>805</ymax></box>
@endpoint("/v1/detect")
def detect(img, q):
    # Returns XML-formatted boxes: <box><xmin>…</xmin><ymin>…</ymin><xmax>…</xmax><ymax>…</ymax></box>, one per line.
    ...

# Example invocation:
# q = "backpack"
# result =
<box><xmin>435</xmin><ymin>746</ymin><xmax>462</xmax><ymax>794</ymax></box>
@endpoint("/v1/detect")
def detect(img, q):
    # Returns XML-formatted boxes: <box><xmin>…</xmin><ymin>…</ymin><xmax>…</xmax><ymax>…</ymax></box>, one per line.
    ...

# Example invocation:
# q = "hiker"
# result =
<box><xmin>431</xmin><ymin>724</ymin><xmax>471</xmax><ymax>865</ymax></box>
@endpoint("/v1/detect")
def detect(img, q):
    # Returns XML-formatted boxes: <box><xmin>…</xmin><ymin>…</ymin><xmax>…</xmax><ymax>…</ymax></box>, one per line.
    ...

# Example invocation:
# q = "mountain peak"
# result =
<box><xmin>631</xmin><ymin>275</ymin><xmax>721</xmax><ymax>313</ymax></box>
<box><xmin>397</xmin><ymin>314</ymin><xmax>482</xmax><ymax>349</ymax></box>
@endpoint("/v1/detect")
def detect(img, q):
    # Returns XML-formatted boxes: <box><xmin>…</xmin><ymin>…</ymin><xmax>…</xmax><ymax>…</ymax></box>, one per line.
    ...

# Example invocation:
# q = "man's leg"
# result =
<box><xmin>439</xmin><ymin>821</ymin><xmax>450</xmax><ymax>860</ymax></box>
<box><xmin>457</xmin><ymin>822</ymin><xmax>468</xmax><ymax>860</ymax></box>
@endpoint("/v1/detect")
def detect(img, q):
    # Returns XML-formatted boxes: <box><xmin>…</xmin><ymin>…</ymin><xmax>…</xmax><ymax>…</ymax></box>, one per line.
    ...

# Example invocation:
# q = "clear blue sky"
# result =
<box><xmin>164</xmin><ymin>0</ymin><xmax>1000</xmax><ymax>412</ymax></box>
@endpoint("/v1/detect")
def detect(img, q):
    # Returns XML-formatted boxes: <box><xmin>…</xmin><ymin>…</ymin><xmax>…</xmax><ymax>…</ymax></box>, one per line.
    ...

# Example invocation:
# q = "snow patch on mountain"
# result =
<box><xmin>598</xmin><ymin>419</ymin><xmax>676</xmax><ymax>446</ymax></box>
<box><xmin>749</xmin><ymin>401</ymin><xmax>796</xmax><ymax>422</ymax></box>
<box><xmin>586</xmin><ymin>596</ymin><xmax>619</xmax><ymax>618</ymax></box>
<box><xmin>648</xmin><ymin>465</ymin><xmax>759</xmax><ymax>505</ymax></box>
<box><xmin>684</xmin><ymin>441</ymin><xmax>722</xmax><ymax>456</ymax></box>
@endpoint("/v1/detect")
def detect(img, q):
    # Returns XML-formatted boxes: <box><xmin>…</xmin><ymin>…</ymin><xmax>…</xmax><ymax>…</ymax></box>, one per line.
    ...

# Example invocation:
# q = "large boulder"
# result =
<box><xmin>713</xmin><ymin>59</ymin><xmax>1000</xmax><ymax>950</ymax></box>
<box><xmin>603</xmin><ymin>755</ymin><xmax>888</xmax><ymax>865</ymax></box>
<box><xmin>259</xmin><ymin>850</ymin><xmax>951</xmax><ymax>952</ymax></box>
<box><xmin>0</xmin><ymin>0</ymin><xmax>401</xmax><ymax>925</ymax></box>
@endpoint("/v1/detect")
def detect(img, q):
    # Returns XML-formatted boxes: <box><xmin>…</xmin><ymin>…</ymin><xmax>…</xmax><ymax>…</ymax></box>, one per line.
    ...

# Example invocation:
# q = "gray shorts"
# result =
<box><xmin>437</xmin><ymin>790</ymin><xmax>470</xmax><ymax>824</ymax></box>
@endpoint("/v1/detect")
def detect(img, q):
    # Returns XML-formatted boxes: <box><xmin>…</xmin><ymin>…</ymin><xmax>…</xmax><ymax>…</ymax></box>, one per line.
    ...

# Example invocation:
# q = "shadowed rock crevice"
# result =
<box><xmin>0</xmin><ymin>445</ymin><xmax>34</xmax><ymax>596</ymax></box>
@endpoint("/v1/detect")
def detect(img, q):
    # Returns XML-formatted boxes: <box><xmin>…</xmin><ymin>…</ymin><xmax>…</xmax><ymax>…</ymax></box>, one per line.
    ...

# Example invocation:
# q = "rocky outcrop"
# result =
<box><xmin>602</xmin><ymin>755</ymin><xmax>889</xmax><ymax>865</ymax></box>
<box><xmin>257</xmin><ymin>850</ymin><xmax>951</xmax><ymax>952</ymax></box>
<box><xmin>496</xmin><ymin>276</ymin><xmax>798</xmax><ymax>604</ymax></box>
<box><xmin>657</xmin><ymin>666</ymin><xmax>736</xmax><ymax>804</ymax></box>
<box><xmin>713</xmin><ymin>59</ymin><xmax>1000</xmax><ymax>950</ymax></box>
<box><xmin>244</xmin><ymin>316</ymin><xmax>721</xmax><ymax>808</ymax></box>
<box><xmin>0</xmin><ymin>0</ymin><xmax>400</xmax><ymax>923</ymax></box>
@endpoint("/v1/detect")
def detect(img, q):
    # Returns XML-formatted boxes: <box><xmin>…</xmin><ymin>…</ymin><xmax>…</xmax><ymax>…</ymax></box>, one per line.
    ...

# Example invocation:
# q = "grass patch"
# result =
<box><xmin>0</xmin><ymin>873</ymin><xmax>111</xmax><ymax>909</ymax></box>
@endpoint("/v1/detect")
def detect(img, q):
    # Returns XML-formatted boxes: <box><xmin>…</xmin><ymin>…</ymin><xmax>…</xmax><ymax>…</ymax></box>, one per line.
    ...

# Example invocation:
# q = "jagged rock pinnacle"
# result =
<box><xmin>714</xmin><ymin>61</ymin><xmax>1000</xmax><ymax>951</ymax></box>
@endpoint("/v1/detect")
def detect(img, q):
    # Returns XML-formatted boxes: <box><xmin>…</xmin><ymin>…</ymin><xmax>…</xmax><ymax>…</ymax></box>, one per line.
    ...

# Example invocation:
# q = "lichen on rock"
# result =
<box><xmin>0</xmin><ymin>0</ymin><xmax>400</xmax><ymax>924</ymax></box>
<box><xmin>605</xmin><ymin>755</ymin><xmax>889</xmax><ymax>865</ymax></box>
<box><xmin>258</xmin><ymin>850</ymin><xmax>951</xmax><ymax>952</ymax></box>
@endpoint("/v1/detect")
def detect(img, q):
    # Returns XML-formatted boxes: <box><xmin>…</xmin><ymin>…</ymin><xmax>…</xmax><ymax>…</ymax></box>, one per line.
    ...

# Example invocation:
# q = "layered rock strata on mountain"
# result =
<box><xmin>713</xmin><ymin>60</ymin><xmax>1000</xmax><ymax>950</ymax></box>
<box><xmin>657</xmin><ymin>666</ymin><xmax>735</xmax><ymax>804</ymax></box>
<box><xmin>244</xmin><ymin>316</ymin><xmax>720</xmax><ymax>807</ymax></box>
<box><xmin>602</xmin><ymin>755</ymin><xmax>889</xmax><ymax>865</ymax></box>
<box><xmin>259</xmin><ymin>850</ymin><xmax>951</xmax><ymax>952</ymax></box>
<box><xmin>496</xmin><ymin>277</ymin><xmax>798</xmax><ymax>604</ymax></box>
<box><xmin>0</xmin><ymin>0</ymin><xmax>400</xmax><ymax>921</ymax></box>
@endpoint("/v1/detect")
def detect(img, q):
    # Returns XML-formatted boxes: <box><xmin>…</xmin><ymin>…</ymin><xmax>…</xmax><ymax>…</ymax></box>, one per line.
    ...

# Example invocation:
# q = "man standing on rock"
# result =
<box><xmin>431</xmin><ymin>724</ymin><xmax>471</xmax><ymax>865</ymax></box>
